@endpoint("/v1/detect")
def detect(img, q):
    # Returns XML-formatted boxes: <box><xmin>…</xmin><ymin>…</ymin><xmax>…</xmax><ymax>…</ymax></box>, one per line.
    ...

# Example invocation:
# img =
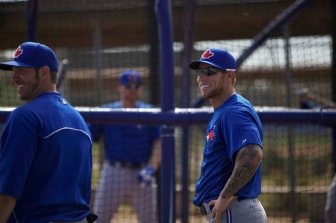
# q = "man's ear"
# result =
<box><xmin>226</xmin><ymin>71</ymin><xmax>235</xmax><ymax>78</ymax></box>
<box><xmin>116</xmin><ymin>84</ymin><xmax>124</xmax><ymax>94</ymax></box>
<box><xmin>39</xmin><ymin>66</ymin><xmax>50</xmax><ymax>77</ymax></box>
<box><xmin>224</xmin><ymin>71</ymin><xmax>234</xmax><ymax>80</ymax></box>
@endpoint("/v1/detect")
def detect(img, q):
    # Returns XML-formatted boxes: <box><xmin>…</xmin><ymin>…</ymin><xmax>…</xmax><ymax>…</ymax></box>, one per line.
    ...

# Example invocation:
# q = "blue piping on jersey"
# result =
<box><xmin>43</xmin><ymin>127</ymin><xmax>92</xmax><ymax>144</ymax></box>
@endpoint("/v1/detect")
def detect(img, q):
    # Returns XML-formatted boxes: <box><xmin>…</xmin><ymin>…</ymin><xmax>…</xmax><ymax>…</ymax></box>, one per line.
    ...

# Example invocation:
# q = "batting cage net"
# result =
<box><xmin>0</xmin><ymin>0</ymin><xmax>334</xmax><ymax>223</ymax></box>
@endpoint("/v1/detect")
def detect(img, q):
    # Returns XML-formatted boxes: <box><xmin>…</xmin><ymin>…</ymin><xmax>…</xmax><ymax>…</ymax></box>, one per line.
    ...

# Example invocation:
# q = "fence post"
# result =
<box><xmin>155</xmin><ymin>0</ymin><xmax>176</xmax><ymax>222</ymax></box>
<box><xmin>283</xmin><ymin>23</ymin><xmax>297</xmax><ymax>223</ymax></box>
<box><xmin>180</xmin><ymin>0</ymin><xmax>196</xmax><ymax>222</ymax></box>
<box><xmin>147</xmin><ymin>0</ymin><xmax>161</xmax><ymax>105</ymax></box>
<box><xmin>27</xmin><ymin>0</ymin><xmax>38</xmax><ymax>41</ymax></box>
<box><xmin>332</xmin><ymin>0</ymin><xmax>336</xmax><ymax>174</ymax></box>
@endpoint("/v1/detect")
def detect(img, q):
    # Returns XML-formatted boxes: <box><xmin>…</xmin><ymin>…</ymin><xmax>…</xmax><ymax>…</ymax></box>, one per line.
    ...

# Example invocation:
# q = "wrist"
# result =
<box><xmin>147</xmin><ymin>164</ymin><xmax>155</xmax><ymax>170</ymax></box>
<box><xmin>148</xmin><ymin>162</ymin><xmax>159</xmax><ymax>170</ymax></box>
<box><xmin>220</xmin><ymin>191</ymin><xmax>233</xmax><ymax>199</ymax></box>
<box><xmin>145</xmin><ymin>165</ymin><xmax>156</xmax><ymax>175</ymax></box>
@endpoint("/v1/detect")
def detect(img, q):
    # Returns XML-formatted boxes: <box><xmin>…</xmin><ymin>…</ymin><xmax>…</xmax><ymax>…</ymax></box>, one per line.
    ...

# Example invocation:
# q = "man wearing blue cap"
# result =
<box><xmin>189</xmin><ymin>48</ymin><xmax>267</xmax><ymax>223</ymax></box>
<box><xmin>90</xmin><ymin>70</ymin><xmax>161</xmax><ymax>223</ymax></box>
<box><xmin>0</xmin><ymin>42</ymin><xmax>95</xmax><ymax>223</ymax></box>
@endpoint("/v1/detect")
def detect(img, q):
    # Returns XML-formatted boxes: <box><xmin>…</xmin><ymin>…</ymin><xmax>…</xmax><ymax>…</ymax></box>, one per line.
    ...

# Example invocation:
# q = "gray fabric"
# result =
<box><xmin>203</xmin><ymin>199</ymin><xmax>267</xmax><ymax>223</ymax></box>
<box><xmin>93</xmin><ymin>162</ymin><xmax>157</xmax><ymax>223</ymax></box>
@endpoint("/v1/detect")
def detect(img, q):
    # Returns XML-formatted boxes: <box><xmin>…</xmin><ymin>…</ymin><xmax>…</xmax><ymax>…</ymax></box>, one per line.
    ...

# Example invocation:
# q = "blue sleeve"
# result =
<box><xmin>223</xmin><ymin>108</ymin><xmax>262</xmax><ymax>161</ymax></box>
<box><xmin>88</xmin><ymin>102</ymin><xmax>117</xmax><ymax>142</ymax></box>
<box><xmin>88</xmin><ymin>124</ymin><xmax>103</xmax><ymax>142</ymax></box>
<box><xmin>150</xmin><ymin>126</ymin><xmax>161</xmax><ymax>140</ymax></box>
<box><xmin>0</xmin><ymin>108</ymin><xmax>39</xmax><ymax>198</ymax></box>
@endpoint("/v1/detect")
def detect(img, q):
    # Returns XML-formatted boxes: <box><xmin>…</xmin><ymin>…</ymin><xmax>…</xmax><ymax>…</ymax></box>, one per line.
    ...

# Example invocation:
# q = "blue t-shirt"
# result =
<box><xmin>0</xmin><ymin>92</ymin><xmax>92</xmax><ymax>223</ymax></box>
<box><xmin>90</xmin><ymin>101</ymin><xmax>160</xmax><ymax>163</ymax></box>
<box><xmin>193</xmin><ymin>93</ymin><xmax>263</xmax><ymax>206</ymax></box>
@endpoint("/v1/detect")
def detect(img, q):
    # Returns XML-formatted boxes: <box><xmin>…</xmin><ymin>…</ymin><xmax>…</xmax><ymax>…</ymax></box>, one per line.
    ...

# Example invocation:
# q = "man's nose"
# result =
<box><xmin>197</xmin><ymin>74</ymin><xmax>208</xmax><ymax>81</ymax></box>
<box><xmin>11</xmin><ymin>73</ymin><xmax>20</xmax><ymax>81</ymax></box>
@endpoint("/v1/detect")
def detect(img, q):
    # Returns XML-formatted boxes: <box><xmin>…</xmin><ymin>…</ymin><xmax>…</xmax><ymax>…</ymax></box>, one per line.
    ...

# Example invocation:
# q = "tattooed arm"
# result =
<box><xmin>208</xmin><ymin>144</ymin><xmax>263</xmax><ymax>222</ymax></box>
<box><xmin>220</xmin><ymin>144</ymin><xmax>263</xmax><ymax>199</ymax></box>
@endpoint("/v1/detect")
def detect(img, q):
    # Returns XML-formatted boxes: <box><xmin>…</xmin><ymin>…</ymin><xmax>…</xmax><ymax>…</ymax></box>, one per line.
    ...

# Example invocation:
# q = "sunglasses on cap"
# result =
<box><xmin>124</xmin><ymin>82</ymin><xmax>141</xmax><ymax>89</ymax></box>
<box><xmin>195</xmin><ymin>67</ymin><xmax>225</xmax><ymax>76</ymax></box>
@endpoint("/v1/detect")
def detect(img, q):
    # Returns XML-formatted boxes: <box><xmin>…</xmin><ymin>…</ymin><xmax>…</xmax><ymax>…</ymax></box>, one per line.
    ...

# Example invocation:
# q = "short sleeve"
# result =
<box><xmin>222</xmin><ymin>108</ymin><xmax>262</xmax><ymax>161</ymax></box>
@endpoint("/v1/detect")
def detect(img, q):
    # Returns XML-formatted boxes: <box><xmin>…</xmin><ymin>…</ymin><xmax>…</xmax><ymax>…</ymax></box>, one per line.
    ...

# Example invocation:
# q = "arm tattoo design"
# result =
<box><xmin>220</xmin><ymin>145</ymin><xmax>262</xmax><ymax>199</ymax></box>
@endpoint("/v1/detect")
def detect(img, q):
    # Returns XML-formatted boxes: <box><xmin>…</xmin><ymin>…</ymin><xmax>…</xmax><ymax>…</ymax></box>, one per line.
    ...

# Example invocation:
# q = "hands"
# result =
<box><xmin>138</xmin><ymin>165</ymin><xmax>156</xmax><ymax>186</ymax></box>
<box><xmin>208</xmin><ymin>196</ymin><xmax>235</xmax><ymax>223</ymax></box>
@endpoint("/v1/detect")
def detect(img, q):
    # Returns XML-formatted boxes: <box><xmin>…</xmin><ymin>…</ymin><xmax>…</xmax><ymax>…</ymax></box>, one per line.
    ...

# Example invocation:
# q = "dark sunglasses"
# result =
<box><xmin>124</xmin><ymin>82</ymin><xmax>141</xmax><ymax>89</ymax></box>
<box><xmin>195</xmin><ymin>67</ymin><xmax>224</xmax><ymax>76</ymax></box>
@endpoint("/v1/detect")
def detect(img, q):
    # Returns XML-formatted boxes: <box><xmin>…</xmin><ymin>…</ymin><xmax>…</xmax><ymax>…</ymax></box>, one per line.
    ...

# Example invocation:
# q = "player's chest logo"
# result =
<box><xmin>206</xmin><ymin>125</ymin><xmax>216</xmax><ymax>143</ymax></box>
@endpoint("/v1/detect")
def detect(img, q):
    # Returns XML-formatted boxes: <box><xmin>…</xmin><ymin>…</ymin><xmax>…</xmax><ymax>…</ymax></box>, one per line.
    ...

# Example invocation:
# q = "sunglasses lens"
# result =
<box><xmin>196</xmin><ymin>68</ymin><xmax>218</xmax><ymax>76</ymax></box>
<box><xmin>207</xmin><ymin>68</ymin><xmax>217</xmax><ymax>76</ymax></box>
<box><xmin>125</xmin><ymin>83</ymin><xmax>141</xmax><ymax>89</ymax></box>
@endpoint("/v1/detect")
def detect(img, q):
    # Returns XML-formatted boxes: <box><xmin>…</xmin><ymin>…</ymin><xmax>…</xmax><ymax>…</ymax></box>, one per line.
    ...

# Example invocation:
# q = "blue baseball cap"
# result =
<box><xmin>119</xmin><ymin>70</ymin><xmax>142</xmax><ymax>85</ymax></box>
<box><xmin>0</xmin><ymin>42</ymin><xmax>59</xmax><ymax>73</ymax></box>
<box><xmin>189</xmin><ymin>48</ymin><xmax>236</xmax><ymax>71</ymax></box>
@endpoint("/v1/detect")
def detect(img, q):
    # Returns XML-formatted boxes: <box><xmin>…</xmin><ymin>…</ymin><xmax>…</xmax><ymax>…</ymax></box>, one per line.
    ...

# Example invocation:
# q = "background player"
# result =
<box><xmin>189</xmin><ymin>48</ymin><xmax>267</xmax><ymax>223</ymax></box>
<box><xmin>90</xmin><ymin>70</ymin><xmax>161</xmax><ymax>223</ymax></box>
<box><xmin>297</xmin><ymin>87</ymin><xmax>336</xmax><ymax>109</ymax></box>
<box><xmin>325</xmin><ymin>173</ymin><xmax>336</xmax><ymax>223</ymax></box>
<box><xmin>0</xmin><ymin>42</ymin><xmax>95</xmax><ymax>223</ymax></box>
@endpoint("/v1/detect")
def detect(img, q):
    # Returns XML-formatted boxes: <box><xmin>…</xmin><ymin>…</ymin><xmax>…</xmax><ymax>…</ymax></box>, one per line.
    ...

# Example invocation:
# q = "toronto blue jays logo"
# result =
<box><xmin>201</xmin><ymin>49</ymin><xmax>214</xmax><ymax>59</ymax></box>
<box><xmin>206</xmin><ymin>125</ymin><xmax>215</xmax><ymax>143</ymax></box>
<box><xmin>13</xmin><ymin>46</ymin><xmax>23</xmax><ymax>59</ymax></box>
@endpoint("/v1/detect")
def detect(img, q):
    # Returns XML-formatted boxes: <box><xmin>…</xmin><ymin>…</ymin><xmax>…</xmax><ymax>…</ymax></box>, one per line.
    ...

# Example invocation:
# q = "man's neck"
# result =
<box><xmin>210</xmin><ymin>88</ymin><xmax>236</xmax><ymax>109</ymax></box>
<box><xmin>121</xmin><ymin>100</ymin><xmax>137</xmax><ymax>108</ymax></box>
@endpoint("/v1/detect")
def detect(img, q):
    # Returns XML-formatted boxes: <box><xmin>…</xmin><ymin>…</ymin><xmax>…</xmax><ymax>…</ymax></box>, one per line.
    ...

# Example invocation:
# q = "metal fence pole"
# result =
<box><xmin>155</xmin><ymin>0</ymin><xmax>176</xmax><ymax>222</ymax></box>
<box><xmin>332</xmin><ymin>0</ymin><xmax>336</xmax><ymax>174</ymax></box>
<box><xmin>180</xmin><ymin>0</ymin><xmax>196</xmax><ymax>222</ymax></box>
<box><xmin>237</xmin><ymin>0</ymin><xmax>311</xmax><ymax>68</ymax></box>
<box><xmin>27</xmin><ymin>0</ymin><xmax>38</xmax><ymax>41</ymax></box>
<box><xmin>283</xmin><ymin>23</ymin><xmax>297</xmax><ymax>223</ymax></box>
<box><xmin>56</xmin><ymin>59</ymin><xmax>69</xmax><ymax>90</ymax></box>
<box><xmin>147</xmin><ymin>0</ymin><xmax>161</xmax><ymax>106</ymax></box>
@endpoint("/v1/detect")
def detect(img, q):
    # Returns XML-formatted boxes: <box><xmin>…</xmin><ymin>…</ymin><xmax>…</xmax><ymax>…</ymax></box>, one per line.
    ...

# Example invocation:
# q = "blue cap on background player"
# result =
<box><xmin>119</xmin><ymin>70</ymin><xmax>142</xmax><ymax>86</ymax></box>
<box><xmin>189</xmin><ymin>48</ymin><xmax>236</xmax><ymax>72</ymax></box>
<box><xmin>0</xmin><ymin>42</ymin><xmax>59</xmax><ymax>73</ymax></box>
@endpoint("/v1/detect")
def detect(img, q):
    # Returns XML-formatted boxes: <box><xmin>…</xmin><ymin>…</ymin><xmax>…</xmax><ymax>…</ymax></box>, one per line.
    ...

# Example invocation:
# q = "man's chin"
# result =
<box><xmin>18</xmin><ymin>94</ymin><xmax>30</xmax><ymax>101</ymax></box>
<box><xmin>201</xmin><ymin>93</ymin><xmax>211</xmax><ymax>100</ymax></box>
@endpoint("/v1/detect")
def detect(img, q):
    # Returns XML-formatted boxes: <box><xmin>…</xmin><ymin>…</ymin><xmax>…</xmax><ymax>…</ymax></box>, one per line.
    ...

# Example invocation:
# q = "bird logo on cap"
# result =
<box><xmin>201</xmin><ymin>49</ymin><xmax>214</xmax><ymax>59</ymax></box>
<box><xmin>13</xmin><ymin>47</ymin><xmax>23</xmax><ymax>59</ymax></box>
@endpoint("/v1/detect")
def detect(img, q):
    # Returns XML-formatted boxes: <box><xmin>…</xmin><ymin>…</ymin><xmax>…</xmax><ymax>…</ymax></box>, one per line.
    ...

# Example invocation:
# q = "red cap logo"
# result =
<box><xmin>13</xmin><ymin>47</ymin><xmax>23</xmax><ymax>59</ymax></box>
<box><xmin>201</xmin><ymin>49</ymin><xmax>214</xmax><ymax>59</ymax></box>
<box><xmin>128</xmin><ymin>74</ymin><xmax>138</xmax><ymax>82</ymax></box>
